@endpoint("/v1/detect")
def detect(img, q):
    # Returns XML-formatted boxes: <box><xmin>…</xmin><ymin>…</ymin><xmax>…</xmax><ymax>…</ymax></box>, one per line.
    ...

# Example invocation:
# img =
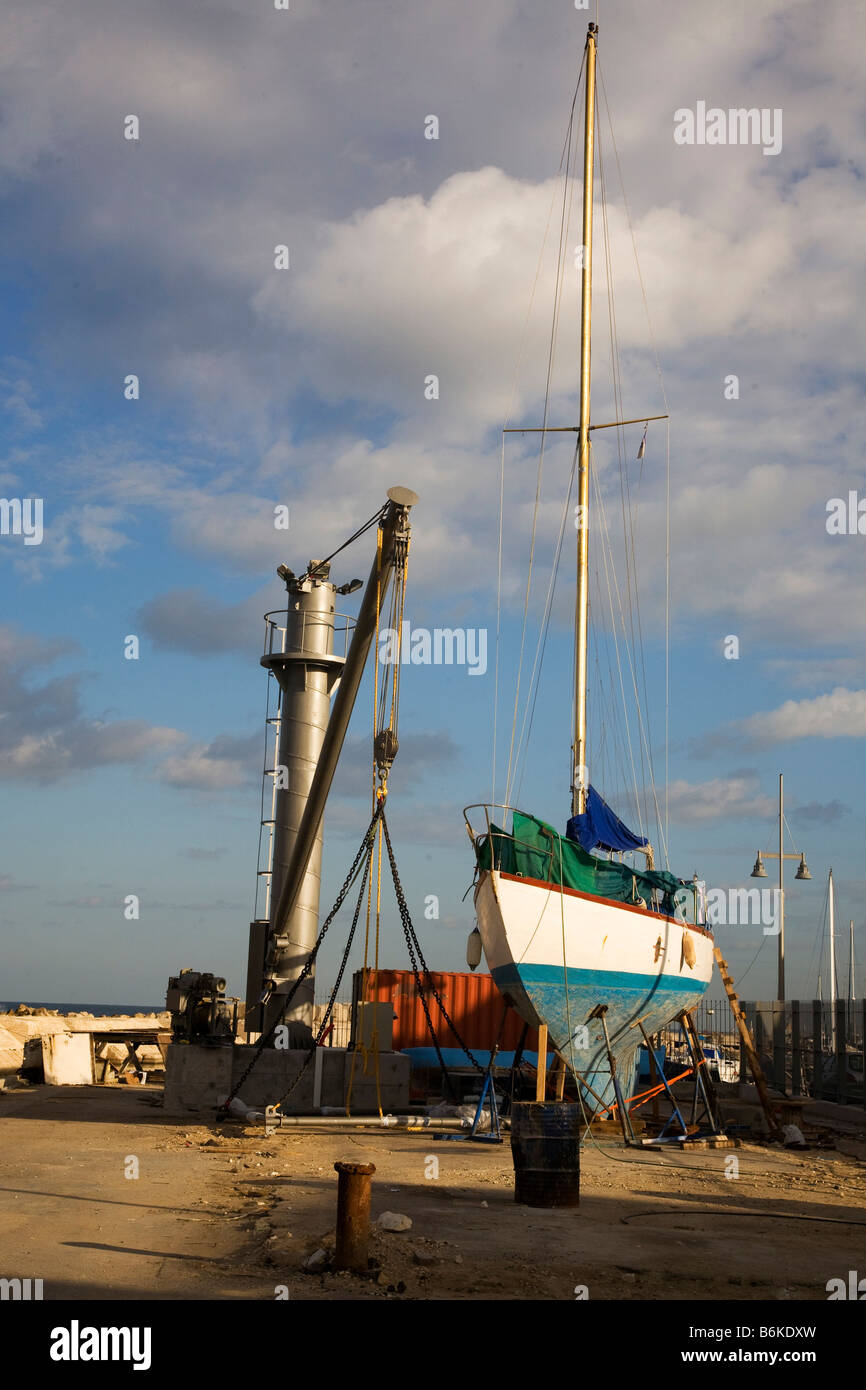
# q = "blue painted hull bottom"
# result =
<box><xmin>491</xmin><ymin>961</ymin><xmax>706</xmax><ymax>1116</ymax></box>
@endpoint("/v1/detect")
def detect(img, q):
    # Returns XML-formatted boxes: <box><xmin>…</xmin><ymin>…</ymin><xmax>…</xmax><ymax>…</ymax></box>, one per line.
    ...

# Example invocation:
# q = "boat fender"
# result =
<box><xmin>466</xmin><ymin>927</ymin><xmax>483</xmax><ymax>971</ymax></box>
<box><xmin>681</xmin><ymin>932</ymin><xmax>696</xmax><ymax>969</ymax></box>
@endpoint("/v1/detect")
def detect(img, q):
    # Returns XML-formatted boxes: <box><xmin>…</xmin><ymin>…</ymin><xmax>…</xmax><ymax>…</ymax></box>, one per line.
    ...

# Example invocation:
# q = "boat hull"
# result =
<box><xmin>474</xmin><ymin>868</ymin><xmax>714</xmax><ymax>1114</ymax></box>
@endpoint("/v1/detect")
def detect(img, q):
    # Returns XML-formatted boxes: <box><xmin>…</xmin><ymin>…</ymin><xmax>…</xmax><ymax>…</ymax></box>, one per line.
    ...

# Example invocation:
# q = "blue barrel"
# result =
<box><xmin>510</xmin><ymin>1101</ymin><xmax>581</xmax><ymax>1207</ymax></box>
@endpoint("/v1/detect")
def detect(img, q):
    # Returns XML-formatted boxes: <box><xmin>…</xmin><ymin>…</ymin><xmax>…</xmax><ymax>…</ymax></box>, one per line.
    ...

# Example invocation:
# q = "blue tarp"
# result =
<box><xmin>565</xmin><ymin>784</ymin><xmax>649</xmax><ymax>855</ymax></box>
<box><xmin>403</xmin><ymin>1047</ymin><xmax>553</xmax><ymax>1071</ymax></box>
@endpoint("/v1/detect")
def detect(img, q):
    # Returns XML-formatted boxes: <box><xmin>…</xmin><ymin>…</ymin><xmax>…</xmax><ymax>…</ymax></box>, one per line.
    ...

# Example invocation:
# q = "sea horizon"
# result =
<box><xmin>0</xmin><ymin>1001</ymin><xmax>165</xmax><ymax>1017</ymax></box>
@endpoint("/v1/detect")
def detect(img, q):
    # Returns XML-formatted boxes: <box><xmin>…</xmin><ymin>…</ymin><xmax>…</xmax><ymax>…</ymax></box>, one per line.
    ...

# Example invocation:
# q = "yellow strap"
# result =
<box><xmin>347</xmin><ymin>523</ymin><xmax>410</xmax><ymax>1118</ymax></box>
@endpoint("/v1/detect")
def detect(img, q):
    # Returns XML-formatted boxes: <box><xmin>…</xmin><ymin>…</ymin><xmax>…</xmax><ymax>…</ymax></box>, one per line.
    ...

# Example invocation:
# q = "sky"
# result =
<box><xmin>1</xmin><ymin>0</ymin><xmax>864</xmax><ymax>1009</ymax></box>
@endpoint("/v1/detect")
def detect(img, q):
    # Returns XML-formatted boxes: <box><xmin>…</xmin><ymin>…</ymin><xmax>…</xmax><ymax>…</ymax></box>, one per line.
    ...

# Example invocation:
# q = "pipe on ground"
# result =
<box><xmin>266</xmin><ymin>1112</ymin><xmax>470</xmax><ymax>1129</ymax></box>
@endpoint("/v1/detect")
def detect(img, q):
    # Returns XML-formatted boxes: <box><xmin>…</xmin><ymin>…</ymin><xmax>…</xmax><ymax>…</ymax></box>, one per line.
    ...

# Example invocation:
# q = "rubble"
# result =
<box><xmin>377</xmin><ymin>1211</ymin><xmax>412</xmax><ymax>1232</ymax></box>
<box><xmin>0</xmin><ymin>1009</ymin><xmax>171</xmax><ymax>1086</ymax></box>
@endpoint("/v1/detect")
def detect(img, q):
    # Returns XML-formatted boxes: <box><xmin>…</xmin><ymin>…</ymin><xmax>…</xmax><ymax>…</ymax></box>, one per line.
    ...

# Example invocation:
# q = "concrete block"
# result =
<box><xmin>230</xmin><ymin>1047</ymin><xmax>316</xmax><ymax>1112</ymax></box>
<box><xmin>162</xmin><ymin>1043</ymin><xmax>410</xmax><ymax>1115</ymax></box>
<box><xmin>355</xmin><ymin>1002</ymin><xmax>394</xmax><ymax>1051</ymax></box>
<box><xmin>163</xmin><ymin>1043</ymin><xmax>234</xmax><ymax>1115</ymax></box>
<box><xmin>0</xmin><ymin>1013</ymin><xmax>169</xmax><ymax>1040</ymax></box>
<box><xmin>0</xmin><ymin>1016</ymin><xmax>72</xmax><ymax>1044</ymax></box>
<box><xmin>802</xmin><ymin>1098</ymin><xmax>866</xmax><ymax>1133</ymax></box>
<box><xmin>0</xmin><ymin>1025</ymin><xmax>23</xmax><ymax>1077</ymax></box>
<box><xmin>42</xmin><ymin>1033</ymin><xmax>94</xmax><ymax>1085</ymax></box>
<box><xmin>321</xmin><ymin>1048</ymin><xmax>409</xmax><ymax>1112</ymax></box>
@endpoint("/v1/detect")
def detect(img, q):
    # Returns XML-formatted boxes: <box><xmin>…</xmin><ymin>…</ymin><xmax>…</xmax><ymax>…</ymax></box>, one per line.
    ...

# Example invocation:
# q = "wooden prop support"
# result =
<box><xmin>714</xmin><ymin>947</ymin><xmax>783</xmax><ymax>1140</ymax></box>
<box><xmin>535</xmin><ymin>1023</ymin><xmax>549</xmax><ymax>1101</ymax></box>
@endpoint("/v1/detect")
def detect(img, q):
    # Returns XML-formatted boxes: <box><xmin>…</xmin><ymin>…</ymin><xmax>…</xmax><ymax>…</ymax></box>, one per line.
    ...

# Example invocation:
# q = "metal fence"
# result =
<box><xmin>658</xmin><ymin>998</ymin><xmax>866</xmax><ymax>1107</ymax></box>
<box><xmin>311</xmin><ymin>1001</ymin><xmax>352</xmax><ymax>1048</ymax></box>
<box><xmin>744</xmin><ymin>999</ymin><xmax>865</xmax><ymax>1106</ymax></box>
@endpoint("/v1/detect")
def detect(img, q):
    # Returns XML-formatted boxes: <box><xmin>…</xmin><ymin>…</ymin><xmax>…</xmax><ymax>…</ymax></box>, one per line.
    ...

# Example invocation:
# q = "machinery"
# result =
<box><xmin>246</xmin><ymin>486</ymin><xmax>417</xmax><ymax>1043</ymax></box>
<box><xmin>163</xmin><ymin>487</ymin><xmax>417</xmax><ymax>1114</ymax></box>
<box><xmin>166</xmin><ymin>969</ymin><xmax>238</xmax><ymax>1046</ymax></box>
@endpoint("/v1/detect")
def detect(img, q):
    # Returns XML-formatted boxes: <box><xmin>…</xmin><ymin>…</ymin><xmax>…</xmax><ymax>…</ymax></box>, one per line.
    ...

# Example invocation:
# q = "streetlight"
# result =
<box><xmin>749</xmin><ymin>772</ymin><xmax>811</xmax><ymax>1001</ymax></box>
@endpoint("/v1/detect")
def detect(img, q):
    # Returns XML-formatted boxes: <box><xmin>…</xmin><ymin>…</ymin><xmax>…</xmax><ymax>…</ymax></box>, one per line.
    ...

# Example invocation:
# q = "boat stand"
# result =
<box><xmin>632</xmin><ymin>1014</ymin><xmax>726</xmax><ymax>1147</ymax></box>
<box><xmin>588</xmin><ymin>1004</ymin><xmax>638</xmax><ymax>1146</ymax></box>
<box><xmin>435</xmin><ymin>1043</ymin><xmax>503</xmax><ymax>1144</ymax></box>
<box><xmin>677</xmin><ymin>1008</ymin><xmax>724</xmax><ymax>1136</ymax></box>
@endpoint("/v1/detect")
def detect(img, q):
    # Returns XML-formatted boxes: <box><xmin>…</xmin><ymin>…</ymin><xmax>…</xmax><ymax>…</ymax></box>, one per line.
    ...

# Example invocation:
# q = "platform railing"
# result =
<box><xmin>262</xmin><ymin>609</ymin><xmax>356</xmax><ymax>659</ymax></box>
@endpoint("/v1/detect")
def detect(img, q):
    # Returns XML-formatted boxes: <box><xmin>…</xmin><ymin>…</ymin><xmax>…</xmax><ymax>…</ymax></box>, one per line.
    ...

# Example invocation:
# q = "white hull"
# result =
<box><xmin>475</xmin><ymin>868</ymin><xmax>714</xmax><ymax>1108</ymax></box>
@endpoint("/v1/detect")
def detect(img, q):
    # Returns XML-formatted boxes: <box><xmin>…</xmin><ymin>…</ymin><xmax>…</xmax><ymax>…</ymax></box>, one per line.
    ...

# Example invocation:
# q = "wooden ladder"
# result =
<box><xmin>713</xmin><ymin>947</ymin><xmax>782</xmax><ymax>1139</ymax></box>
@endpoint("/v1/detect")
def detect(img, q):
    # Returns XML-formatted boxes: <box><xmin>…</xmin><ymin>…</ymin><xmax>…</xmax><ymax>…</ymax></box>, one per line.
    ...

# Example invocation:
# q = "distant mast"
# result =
<box><xmin>573</xmin><ymin>21</ymin><xmax>598</xmax><ymax>819</ymax></box>
<box><xmin>828</xmin><ymin>868</ymin><xmax>837</xmax><ymax>1053</ymax></box>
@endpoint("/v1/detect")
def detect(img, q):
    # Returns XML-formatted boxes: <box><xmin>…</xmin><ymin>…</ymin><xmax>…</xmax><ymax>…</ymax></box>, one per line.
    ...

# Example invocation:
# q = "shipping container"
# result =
<box><xmin>351</xmin><ymin>968</ymin><xmax>538</xmax><ymax>1053</ymax></box>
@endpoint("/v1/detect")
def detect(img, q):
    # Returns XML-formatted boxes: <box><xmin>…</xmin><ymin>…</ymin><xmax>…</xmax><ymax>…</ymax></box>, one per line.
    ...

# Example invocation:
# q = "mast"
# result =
<box><xmin>848</xmin><ymin>919</ymin><xmax>856</xmax><ymax>1006</ymax></box>
<box><xmin>572</xmin><ymin>20</ymin><xmax>598</xmax><ymax>819</ymax></box>
<box><xmin>778</xmin><ymin>772</ymin><xmax>784</xmax><ymax>999</ymax></box>
<box><xmin>828</xmin><ymin>868</ymin><xmax>837</xmax><ymax>1053</ymax></box>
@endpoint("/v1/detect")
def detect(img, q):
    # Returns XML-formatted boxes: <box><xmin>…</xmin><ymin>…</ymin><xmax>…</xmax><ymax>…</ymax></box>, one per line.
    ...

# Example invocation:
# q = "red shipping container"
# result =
<box><xmin>352</xmin><ymin>968</ymin><xmax>538</xmax><ymax>1054</ymax></box>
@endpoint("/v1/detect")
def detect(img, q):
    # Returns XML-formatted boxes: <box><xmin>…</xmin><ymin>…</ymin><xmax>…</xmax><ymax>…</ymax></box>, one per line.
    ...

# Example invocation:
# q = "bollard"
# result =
<box><xmin>333</xmin><ymin>1161</ymin><xmax>376</xmax><ymax>1271</ymax></box>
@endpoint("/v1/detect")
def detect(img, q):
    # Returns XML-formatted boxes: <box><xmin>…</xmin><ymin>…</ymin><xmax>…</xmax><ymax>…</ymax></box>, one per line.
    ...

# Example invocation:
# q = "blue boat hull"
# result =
<box><xmin>490</xmin><ymin>960</ymin><xmax>706</xmax><ymax>1114</ymax></box>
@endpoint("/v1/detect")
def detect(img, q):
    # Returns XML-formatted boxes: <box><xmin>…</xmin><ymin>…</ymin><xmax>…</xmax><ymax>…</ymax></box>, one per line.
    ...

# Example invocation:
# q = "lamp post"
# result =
<box><xmin>750</xmin><ymin>772</ymin><xmax>811</xmax><ymax>1001</ymax></box>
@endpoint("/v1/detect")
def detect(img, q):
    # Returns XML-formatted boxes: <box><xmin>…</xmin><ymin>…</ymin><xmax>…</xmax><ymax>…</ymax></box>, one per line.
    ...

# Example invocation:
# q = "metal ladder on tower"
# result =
<box><xmin>254</xmin><ymin>665</ymin><xmax>283</xmax><ymax>923</ymax></box>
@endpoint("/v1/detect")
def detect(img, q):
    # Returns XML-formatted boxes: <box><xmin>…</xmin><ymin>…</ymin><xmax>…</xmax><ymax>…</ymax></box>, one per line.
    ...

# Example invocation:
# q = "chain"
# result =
<box><xmin>222</xmin><ymin>678</ymin><xmax>489</xmax><ymax>1119</ymax></box>
<box><xmin>269</xmin><ymin>836</ymin><xmax>374</xmax><ymax>1111</ymax></box>
<box><xmin>381</xmin><ymin>811</ymin><xmax>487</xmax><ymax>1084</ymax></box>
<box><xmin>219</xmin><ymin>806</ymin><xmax>383</xmax><ymax>1112</ymax></box>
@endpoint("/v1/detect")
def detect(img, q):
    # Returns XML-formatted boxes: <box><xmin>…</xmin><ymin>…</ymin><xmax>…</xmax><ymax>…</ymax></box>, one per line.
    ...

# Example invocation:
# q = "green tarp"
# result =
<box><xmin>475</xmin><ymin>810</ymin><xmax>687</xmax><ymax>918</ymax></box>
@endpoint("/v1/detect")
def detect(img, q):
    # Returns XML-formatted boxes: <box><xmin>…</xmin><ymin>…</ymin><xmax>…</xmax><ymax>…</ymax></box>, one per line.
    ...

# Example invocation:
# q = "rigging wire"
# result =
<box><xmin>596</xmin><ymin>78</ymin><xmax>670</xmax><ymax>856</ymax></box>
<box><xmin>513</xmin><ymin>441</ymin><xmax>580</xmax><ymax>807</ymax></box>
<box><xmin>509</xmin><ymin>151</ymin><xmax>583</xmax><ymax>798</ymax></box>
<box><xmin>504</xmin><ymin>65</ymin><xmax>585</xmax><ymax>812</ymax></box>
<box><xmin>596</xmin><ymin>101</ymin><xmax>647</xmax><ymax>837</ymax></box>
<box><xmin>590</xmin><ymin>466</ymin><xmax>645</xmax><ymax>846</ymax></box>
<box><xmin>598</xmin><ymin>60</ymin><xmax>673</xmax><ymax>858</ymax></box>
<box><xmin>497</xmin><ymin>44</ymin><xmax>675</xmax><ymax>878</ymax></box>
<box><xmin>805</xmin><ymin>873</ymin><xmax>830</xmax><ymax>1003</ymax></box>
<box><xmin>298</xmin><ymin>505</ymin><xmax>385</xmax><ymax>581</ymax></box>
<box><xmin>591</xmin><ymin>462</ymin><xmax>671</xmax><ymax>866</ymax></box>
<box><xmin>495</xmin><ymin>51</ymin><xmax>587</xmax><ymax>811</ymax></box>
<box><xmin>725</xmin><ymin>934</ymin><xmax>769</xmax><ymax>993</ymax></box>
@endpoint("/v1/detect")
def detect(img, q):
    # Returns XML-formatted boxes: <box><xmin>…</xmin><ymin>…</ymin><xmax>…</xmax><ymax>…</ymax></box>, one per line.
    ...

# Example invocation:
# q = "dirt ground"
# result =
<box><xmin>1</xmin><ymin>1084</ymin><xmax>865</xmax><ymax>1301</ymax></box>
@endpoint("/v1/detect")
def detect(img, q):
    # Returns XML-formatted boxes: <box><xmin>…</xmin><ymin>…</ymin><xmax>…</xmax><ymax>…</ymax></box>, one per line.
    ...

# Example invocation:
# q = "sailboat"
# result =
<box><xmin>818</xmin><ymin>870</ymin><xmax>862</xmax><ymax>1098</ymax></box>
<box><xmin>463</xmin><ymin>23</ymin><xmax>714</xmax><ymax>1114</ymax></box>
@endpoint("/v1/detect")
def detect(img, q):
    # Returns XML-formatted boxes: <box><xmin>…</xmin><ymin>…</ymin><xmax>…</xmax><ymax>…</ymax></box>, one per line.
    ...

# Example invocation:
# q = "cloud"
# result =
<box><xmin>700</xmin><ymin>687</ymin><xmax>866</xmax><ymax>753</ymax></box>
<box><xmin>331</xmin><ymin>731</ymin><xmax>462</xmax><ymax>799</ymax></box>
<box><xmin>789</xmin><ymin>800</ymin><xmax>850</xmax><ymax>826</ymax></box>
<box><xmin>0</xmin><ymin>361</ymin><xmax>43</xmax><ymax>433</ymax></box>
<box><xmin>741</xmin><ymin>687</ymin><xmax>866</xmax><ymax>743</ymax></box>
<box><xmin>49</xmin><ymin>893</ymin><xmax>244</xmax><ymax>911</ymax></box>
<box><xmin>1</xmin><ymin>499</ymin><xmax>133</xmax><ymax>579</ymax></box>
<box><xmin>138</xmin><ymin>587</ymin><xmax>267</xmax><ymax>654</ymax></box>
<box><xmin>0</xmin><ymin>624</ymin><xmax>77</xmax><ymax>669</ymax></box>
<box><xmin>157</xmin><ymin>731</ymin><xmax>261</xmax><ymax>791</ymax></box>
<box><xmin>0</xmin><ymin>623</ymin><xmax>185</xmax><ymax>782</ymax></box>
<box><xmin>323</xmin><ymin>794</ymin><xmax>468</xmax><ymax>850</ymax></box>
<box><xmin>666</xmin><ymin>774</ymin><xmax>776</xmax><ymax>824</ymax></box>
<box><xmin>0</xmin><ymin>874</ymin><xmax>35</xmax><ymax>892</ymax></box>
<box><xmin>50</xmin><ymin>896</ymin><xmax>113</xmax><ymax>909</ymax></box>
<box><xmin>0</xmin><ymin>0</ymin><xmax>863</xmax><ymax>655</ymax></box>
